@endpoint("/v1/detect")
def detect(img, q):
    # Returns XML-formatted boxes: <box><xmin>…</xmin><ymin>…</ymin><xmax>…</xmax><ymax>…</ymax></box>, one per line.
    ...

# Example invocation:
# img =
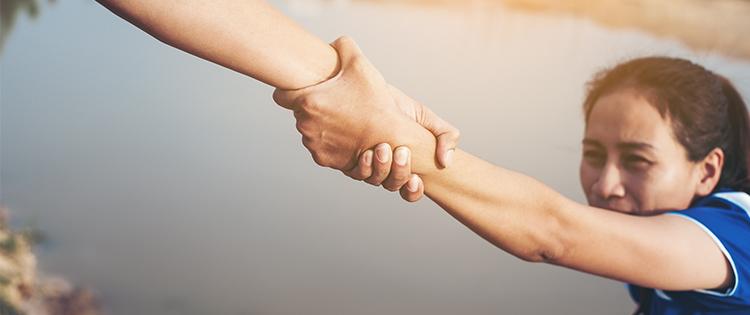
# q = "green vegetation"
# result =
<box><xmin>0</xmin><ymin>0</ymin><xmax>52</xmax><ymax>54</ymax></box>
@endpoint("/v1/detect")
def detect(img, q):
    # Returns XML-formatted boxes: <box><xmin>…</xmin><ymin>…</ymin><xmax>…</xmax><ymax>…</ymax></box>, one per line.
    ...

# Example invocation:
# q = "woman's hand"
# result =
<box><xmin>345</xmin><ymin>144</ymin><xmax>425</xmax><ymax>202</ymax></box>
<box><xmin>273</xmin><ymin>36</ymin><xmax>415</xmax><ymax>171</ymax></box>
<box><xmin>273</xmin><ymin>36</ymin><xmax>458</xmax><ymax>194</ymax></box>
<box><xmin>387</xmin><ymin>84</ymin><xmax>459</xmax><ymax>170</ymax></box>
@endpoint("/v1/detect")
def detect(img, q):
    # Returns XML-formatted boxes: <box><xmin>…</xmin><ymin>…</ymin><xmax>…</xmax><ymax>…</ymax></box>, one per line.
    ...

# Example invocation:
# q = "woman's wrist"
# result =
<box><xmin>394</xmin><ymin>120</ymin><xmax>442</xmax><ymax>177</ymax></box>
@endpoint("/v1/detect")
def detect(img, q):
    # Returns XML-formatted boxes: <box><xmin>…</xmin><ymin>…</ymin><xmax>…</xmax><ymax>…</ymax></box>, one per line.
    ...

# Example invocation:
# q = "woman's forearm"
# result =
<box><xmin>96</xmin><ymin>0</ymin><xmax>339</xmax><ymax>90</ymax></box>
<box><xmin>403</xmin><ymin>125</ymin><xmax>568</xmax><ymax>261</ymax></box>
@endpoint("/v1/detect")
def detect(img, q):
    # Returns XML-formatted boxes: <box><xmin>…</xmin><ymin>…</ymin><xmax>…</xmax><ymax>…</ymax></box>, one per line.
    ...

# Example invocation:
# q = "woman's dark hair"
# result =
<box><xmin>583</xmin><ymin>57</ymin><xmax>750</xmax><ymax>193</ymax></box>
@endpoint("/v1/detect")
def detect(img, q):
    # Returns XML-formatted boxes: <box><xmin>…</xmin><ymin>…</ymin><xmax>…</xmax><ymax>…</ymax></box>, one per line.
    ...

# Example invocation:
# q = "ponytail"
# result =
<box><xmin>717</xmin><ymin>76</ymin><xmax>750</xmax><ymax>193</ymax></box>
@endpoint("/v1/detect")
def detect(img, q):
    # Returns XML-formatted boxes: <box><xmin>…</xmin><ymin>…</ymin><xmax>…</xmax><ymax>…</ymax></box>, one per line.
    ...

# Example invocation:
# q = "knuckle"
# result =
<box><xmin>304</xmin><ymin>141</ymin><xmax>333</xmax><ymax>167</ymax></box>
<box><xmin>295</xmin><ymin>120</ymin><xmax>305</xmax><ymax>134</ymax></box>
<box><xmin>310</xmin><ymin>153</ymin><xmax>323</xmax><ymax>166</ymax></box>
<box><xmin>400</xmin><ymin>189</ymin><xmax>417</xmax><ymax>202</ymax></box>
<box><xmin>310</xmin><ymin>151</ymin><xmax>329</xmax><ymax>167</ymax></box>
<box><xmin>356</xmin><ymin>167</ymin><xmax>371</xmax><ymax>179</ymax></box>
<box><xmin>299</xmin><ymin>93</ymin><xmax>323</xmax><ymax>112</ymax></box>
<box><xmin>365</xmin><ymin>175</ymin><xmax>384</xmax><ymax>186</ymax></box>
<box><xmin>445</xmin><ymin>127</ymin><xmax>461</xmax><ymax>143</ymax></box>
<box><xmin>272</xmin><ymin>89</ymin><xmax>291</xmax><ymax>107</ymax></box>
<box><xmin>293</xmin><ymin>110</ymin><xmax>304</xmax><ymax>120</ymax></box>
<box><xmin>348</xmin><ymin>55</ymin><xmax>368</xmax><ymax>72</ymax></box>
<box><xmin>301</xmin><ymin>137</ymin><xmax>314</xmax><ymax>150</ymax></box>
<box><xmin>392</xmin><ymin>169</ymin><xmax>409</xmax><ymax>181</ymax></box>
<box><xmin>406</xmin><ymin>191</ymin><xmax>423</xmax><ymax>202</ymax></box>
<box><xmin>297</xmin><ymin>120</ymin><xmax>318</xmax><ymax>138</ymax></box>
<box><xmin>375</xmin><ymin>167</ymin><xmax>390</xmax><ymax>180</ymax></box>
<box><xmin>339</xmin><ymin>35</ymin><xmax>354</xmax><ymax>45</ymax></box>
<box><xmin>346</xmin><ymin>171</ymin><xmax>364</xmax><ymax>181</ymax></box>
<box><xmin>383</xmin><ymin>183</ymin><xmax>399</xmax><ymax>192</ymax></box>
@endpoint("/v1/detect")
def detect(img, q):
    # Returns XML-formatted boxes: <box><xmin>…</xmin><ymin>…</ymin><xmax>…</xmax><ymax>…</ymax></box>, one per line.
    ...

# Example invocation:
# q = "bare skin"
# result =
<box><xmin>95</xmin><ymin>0</ymin><xmax>459</xmax><ymax>196</ymax></box>
<box><xmin>579</xmin><ymin>88</ymin><xmax>716</xmax><ymax>214</ymax></box>
<box><xmin>97</xmin><ymin>0</ymin><xmax>733</xmax><ymax>294</ymax></box>
<box><xmin>275</xmin><ymin>38</ymin><xmax>733</xmax><ymax>292</ymax></box>
<box><xmin>97</xmin><ymin>0</ymin><xmax>339</xmax><ymax>90</ymax></box>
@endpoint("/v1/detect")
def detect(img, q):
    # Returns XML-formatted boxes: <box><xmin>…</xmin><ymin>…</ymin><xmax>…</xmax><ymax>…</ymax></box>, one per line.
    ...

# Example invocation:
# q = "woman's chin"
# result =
<box><xmin>589</xmin><ymin>202</ymin><xmax>638</xmax><ymax>215</ymax></box>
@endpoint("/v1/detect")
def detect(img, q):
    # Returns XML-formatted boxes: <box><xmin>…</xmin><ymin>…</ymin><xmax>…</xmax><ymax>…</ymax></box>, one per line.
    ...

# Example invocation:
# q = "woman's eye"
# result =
<box><xmin>583</xmin><ymin>150</ymin><xmax>605</xmax><ymax>166</ymax></box>
<box><xmin>623</xmin><ymin>155</ymin><xmax>652</xmax><ymax>169</ymax></box>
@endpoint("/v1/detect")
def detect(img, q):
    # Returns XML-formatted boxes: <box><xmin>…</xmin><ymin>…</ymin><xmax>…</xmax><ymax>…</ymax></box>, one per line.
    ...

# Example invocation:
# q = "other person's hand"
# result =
<box><xmin>272</xmin><ymin>36</ymin><xmax>458</xmax><ymax>195</ymax></box>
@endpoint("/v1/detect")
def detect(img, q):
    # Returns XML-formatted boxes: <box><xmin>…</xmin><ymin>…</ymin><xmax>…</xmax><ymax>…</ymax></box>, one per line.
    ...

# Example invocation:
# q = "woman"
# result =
<box><xmin>98</xmin><ymin>0</ymin><xmax>750</xmax><ymax>313</ymax></box>
<box><xmin>276</xmin><ymin>39</ymin><xmax>750</xmax><ymax>314</ymax></box>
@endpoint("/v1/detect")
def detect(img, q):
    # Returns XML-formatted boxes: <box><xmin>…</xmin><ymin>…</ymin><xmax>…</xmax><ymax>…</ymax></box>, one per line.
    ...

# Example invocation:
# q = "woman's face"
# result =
<box><xmin>579</xmin><ymin>88</ymin><xmax>702</xmax><ymax>215</ymax></box>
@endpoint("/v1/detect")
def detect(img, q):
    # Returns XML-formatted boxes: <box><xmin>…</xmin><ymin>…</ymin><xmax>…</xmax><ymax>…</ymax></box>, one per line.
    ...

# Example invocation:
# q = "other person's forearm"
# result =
<box><xmin>96</xmin><ymin>0</ymin><xmax>339</xmax><ymax>89</ymax></box>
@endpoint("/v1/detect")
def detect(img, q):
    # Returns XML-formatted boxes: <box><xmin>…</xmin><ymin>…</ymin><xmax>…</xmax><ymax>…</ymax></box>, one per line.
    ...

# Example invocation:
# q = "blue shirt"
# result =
<box><xmin>627</xmin><ymin>190</ymin><xmax>750</xmax><ymax>314</ymax></box>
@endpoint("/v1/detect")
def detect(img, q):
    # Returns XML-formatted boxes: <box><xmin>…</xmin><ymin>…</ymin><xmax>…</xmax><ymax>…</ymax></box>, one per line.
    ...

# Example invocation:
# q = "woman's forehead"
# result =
<box><xmin>584</xmin><ymin>89</ymin><xmax>680</xmax><ymax>151</ymax></box>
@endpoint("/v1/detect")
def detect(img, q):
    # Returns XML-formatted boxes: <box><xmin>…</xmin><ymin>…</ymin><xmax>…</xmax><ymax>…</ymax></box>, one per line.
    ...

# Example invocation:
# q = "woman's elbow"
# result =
<box><xmin>516</xmin><ymin>204</ymin><xmax>571</xmax><ymax>264</ymax></box>
<box><xmin>515</xmin><ymin>234</ymin><xmax>568</xmax><ymax>264</ymax></box>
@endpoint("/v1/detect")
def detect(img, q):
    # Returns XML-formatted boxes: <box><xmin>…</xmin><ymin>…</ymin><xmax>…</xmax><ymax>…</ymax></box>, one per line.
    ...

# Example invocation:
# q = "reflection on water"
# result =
<box><xmin>358</xmin><ymin>0</ymin><xmax>750</xmax><ymax>60</ymax></box>
<box><xmin>3</xmin><ymin>0</ymin><xmax>750</xmax><ymax>59</ymax></box>
<box><xmin>503</xmin><ymin>0</ymin><xmax>750</xmax><ymax>60</ymax></box>
<box><xmin>0</xmin><ymin>0</ymin><xmax>55</xmax><ymax>54</ymax></box>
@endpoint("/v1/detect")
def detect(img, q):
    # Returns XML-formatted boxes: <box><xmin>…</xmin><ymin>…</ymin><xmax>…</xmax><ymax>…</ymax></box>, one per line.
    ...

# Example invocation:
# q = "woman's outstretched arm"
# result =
<box><xmin>96</xmin><ymin>0</ymin><xmax>339</xmax><ymax>90</ymax></box>
<box><xmin>416</xmin><ymin>147</ymin><xmax>731</xmax><ymax>291</ymax></box>
<box><xmin>275</xmin><ymin>37</ymin><xmax>733</xmax><ymax>292</ymax></box>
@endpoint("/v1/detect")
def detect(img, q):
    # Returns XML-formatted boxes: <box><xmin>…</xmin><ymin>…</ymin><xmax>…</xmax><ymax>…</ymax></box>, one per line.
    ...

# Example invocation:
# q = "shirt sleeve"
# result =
<box><xmin>662</xmin><ymin>195</ymin><xmax>750</xmax><ymax>309</ymax></box>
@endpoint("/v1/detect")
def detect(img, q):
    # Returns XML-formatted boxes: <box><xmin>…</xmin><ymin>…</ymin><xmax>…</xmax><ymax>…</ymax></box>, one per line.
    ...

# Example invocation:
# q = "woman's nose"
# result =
<box><xmin>591</xmin><ymin>163</ymin><xmax>626</xmax><ymax>200</ymax></box>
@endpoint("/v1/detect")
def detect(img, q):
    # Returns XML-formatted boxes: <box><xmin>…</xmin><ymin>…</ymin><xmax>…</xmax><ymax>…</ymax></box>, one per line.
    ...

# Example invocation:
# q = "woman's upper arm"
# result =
<box><xmin>553</xmin><ymin>200</ymin><xmax>733</xmax><ymax>292</ymax></box>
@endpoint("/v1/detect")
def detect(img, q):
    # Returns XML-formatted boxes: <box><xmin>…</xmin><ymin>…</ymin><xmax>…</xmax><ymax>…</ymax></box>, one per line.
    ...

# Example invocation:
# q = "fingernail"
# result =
<box><xmin>363</xmin><ymin>150</ymin><xmax>373</xmax><ymax>166</ymax></box>
<box><xmin>407</xmin><ymin>175</ymin><xmax>420</xmax><ymax>192</ymax></box>
<box><xmin>375</xmin><ymin>144</ymin><xmax>390</xmax><ymax>163</ymax></box>
<box><xmin>444</xmin><ymin>149</ymin><xmax>454</xmax><ymax>168</ymax></box>
<box><xmin>394</xmin><ymin>147</ymin><xmax>409</xmax><ymax>166</ymax></box>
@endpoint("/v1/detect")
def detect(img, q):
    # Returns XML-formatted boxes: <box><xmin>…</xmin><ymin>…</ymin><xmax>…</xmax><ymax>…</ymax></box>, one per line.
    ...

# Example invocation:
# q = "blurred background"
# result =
<box><xmin>2</xmin><ymin>0</ymin><xmax>750</xmax><ymax>314</ymax></box>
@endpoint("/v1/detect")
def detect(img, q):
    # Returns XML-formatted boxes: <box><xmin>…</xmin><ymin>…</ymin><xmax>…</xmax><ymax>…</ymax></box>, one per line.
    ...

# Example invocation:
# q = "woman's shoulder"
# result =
<box><xmin>661</xmin><ymin>190</ymin><xmax>750</xmax><ymax>305</ymax></box>
<box><xmin>670</xmin><ymin>190</ymin><xmax>750</xmax><ymax>244</ymax></box>
<box><xmin>681</xmin><ymin>189</ymin><xmax>750</xmax><ymax>221</ymax></box>
<box><xmin>700</xmin><ymin>190</ymin><xmax>750</xmax><ymax>213</ymax></box>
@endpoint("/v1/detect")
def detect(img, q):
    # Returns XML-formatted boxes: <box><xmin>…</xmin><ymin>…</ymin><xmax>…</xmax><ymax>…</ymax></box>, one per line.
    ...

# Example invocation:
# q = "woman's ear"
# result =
<box><xmin>695</xmin><ymin>148</ymin><xmax>725</xmax><ymax>196</ymax></box>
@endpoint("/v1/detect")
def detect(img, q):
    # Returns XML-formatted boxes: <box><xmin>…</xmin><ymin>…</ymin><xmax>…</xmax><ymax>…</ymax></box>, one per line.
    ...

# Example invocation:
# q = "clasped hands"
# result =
<box><xmin>273</xmin><ymin>37</ymin><xmax>459</xmax><ymax>201</ymax></box>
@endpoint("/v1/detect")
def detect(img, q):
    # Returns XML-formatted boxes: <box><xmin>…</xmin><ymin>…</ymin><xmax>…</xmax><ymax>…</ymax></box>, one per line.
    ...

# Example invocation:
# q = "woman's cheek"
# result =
<box><xmin>633</xmin><ymin>165</ymin><xmax>690</xmax><ymax>211</ymax></box>
<box><xmin>579</xmin><ymin>163</ymin><xmax>598</xmax><ymax>198</ymax></box>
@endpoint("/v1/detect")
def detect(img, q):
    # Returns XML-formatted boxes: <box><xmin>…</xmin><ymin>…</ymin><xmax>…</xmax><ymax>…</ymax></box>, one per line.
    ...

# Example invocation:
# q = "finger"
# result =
<box><xmin>330</xmin><ymin>36</ymin><xmax>386</xmax><ymax>84</ymax></box>
<box><xmin>388</xmin><ymin>85</ymin><xmax>460</xmax><ymax>168</ymax></box>
<box><xmin>343</xmin><ymin>150</ymin><xmax>374</xmax><ymax>180</ymax></box>
<box><xmin>382</xmin><ymin>146</ymin><xmax>412</xmax><ymax>192</ymax></box>
<box><xmin>364</xmin><ymin>143</ymin><xmax>392</xmax><ymax>186</ymax></box>
<box><xmin>419</xmin><ymin>105</ymin><xmax>460</xmax><ymax>168</ymax></box>
<box><xmin>331</xmin><ymin>36</ymin><xmax>365</xmax><ymax>66</ymax></box>
<box><xmin>436</xmin><ymin>134</ymin><xmax>458</xmax><ymax>169</ymax></box>
<box><xmin>399</xmin><ymin>174</ymin><xmax>424</xmax><ymax>202</ymax></box>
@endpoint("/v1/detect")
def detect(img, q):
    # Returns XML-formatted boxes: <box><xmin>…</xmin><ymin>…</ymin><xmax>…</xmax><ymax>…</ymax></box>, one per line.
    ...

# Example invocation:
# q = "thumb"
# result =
<box><xmin>331</xmin><ymin>36</ymin><xmax>365</xmax><ymax>64</ymax></box>
<box><xmin>420</xmin><ymin>105</ymin><xmax>460</xmax><ymax>168</ymax></box>
<box><xmin>388</xmin><ymin>85</ymin><xmax>459</xmax><ymax>168</ymax></box>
